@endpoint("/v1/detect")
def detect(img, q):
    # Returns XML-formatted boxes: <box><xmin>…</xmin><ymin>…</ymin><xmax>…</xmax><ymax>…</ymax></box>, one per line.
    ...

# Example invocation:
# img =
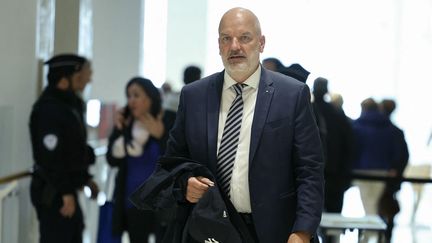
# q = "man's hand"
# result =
<box><xmin>186</xmin><ymin>176</ymin><xmax>214</xmax><ymax>203</ymax></box>
<box><xmin>60</xmin><ymin>194</ymin><xmax>76</xmax><ymax>218</ymax></box>
<box><xmin>287</xmin><ymin>231</ymin><xmax>311</xmax><ymax>243</ymax></box>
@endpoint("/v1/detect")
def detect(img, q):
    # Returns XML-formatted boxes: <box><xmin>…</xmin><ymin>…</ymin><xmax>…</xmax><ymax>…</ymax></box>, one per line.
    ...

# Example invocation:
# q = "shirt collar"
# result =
<box><xmin>223</xmin><ymin>65</ymin><xmax>261</xmax><ymax>91</ymax></box>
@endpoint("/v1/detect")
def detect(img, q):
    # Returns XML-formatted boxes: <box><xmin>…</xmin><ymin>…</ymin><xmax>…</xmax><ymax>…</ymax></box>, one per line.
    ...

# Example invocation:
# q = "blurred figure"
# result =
<box><xmin>263</xmin><ymin>57</ymin><xmax>310</xmax><ymax>83</ymax></box>
<box><xmin>379</xmin><ymin>99</ymin><xmax>409</xmax><ymax>175</ymax></box>
<box><xmin>378</xmin><ymin>99</ymin><xmax>409</xmax><ymax>242</ymax></box>
<box><xmin>183</xmin><ymin>65</ymin><xmax>202</xmax><ymax>85</ymax></box>
<box><xmin>106</xmin><ymin>77</ymin><xmax>165</xmax><ymax>243</ymax></box>
<box><xmin>262</xmin><ymin>57</ymin><xmax>285</xmax><ymax>73</ymax></box>
<box><xmin>29</xmin><ymin>54</ymin><xmax>99</xmax><ymax>243</ymax></box>
<box><xmin>160</xmin><ymin>81</ymin><xmax>177</xmax><ymax>139</ymax></box>
<box><xmin>162</xmin><ymin>65</ymin><xmax>202</xmax><ymax>113</ymax></box>
<box><xmin>161</xmin><ymin>82</ymin><xmax>172</xmax><ymax>94</ymax></box>
<box><xmin>162</xmin><ymin>65</ymin><xmax>202</xmax><ymax>140</ymax></box>
<box><xmin>330</xmin><ymin>93</ymin><xmax>344</xmax><ymax>113</ymax></box>
<box><xmin>312</xmin><ymin>78</ymin><xmax>354</xmax><ymax>243</ymax></box>
<box><xmin>284</xmin><ymin>63</ymin><xmax>310</xmax><ymax>83</ymax></box>
<box><xmin>351</xmin><ymin>97</ymin><xmax>402</xmax><ymax>242</ymax></box>
<box><xmin>160</xmin><ymin>81</ymin><xmax>178</xmax><ymax>113</ymax></box>
<box><xmin>352</xmin><ymin>98</ymin><xmax>401</xmax><ymax>174</ymax></box>
<box><xmin>313</xmin><ymin>78</ymin><xmax>353</xmax><ymax>212</ymax></box>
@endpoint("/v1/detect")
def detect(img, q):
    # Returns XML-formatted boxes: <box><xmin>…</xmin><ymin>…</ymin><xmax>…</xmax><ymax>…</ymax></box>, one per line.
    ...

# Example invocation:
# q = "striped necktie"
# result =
<box><xmin>217</xmin><ymin>83</ymin><xmax>245</xmax><ymax>196</ymax></box>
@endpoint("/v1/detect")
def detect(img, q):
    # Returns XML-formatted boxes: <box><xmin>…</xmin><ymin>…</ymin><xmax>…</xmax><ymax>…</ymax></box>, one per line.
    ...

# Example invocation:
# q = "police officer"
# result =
<box><xmin>29</xmin><ymin>54</ymin><xmax>99</xmax><ymax>243</ymax></box>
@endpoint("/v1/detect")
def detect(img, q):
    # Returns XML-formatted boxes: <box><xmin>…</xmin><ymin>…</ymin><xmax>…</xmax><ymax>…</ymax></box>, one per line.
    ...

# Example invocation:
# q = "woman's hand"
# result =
<box><xmin>114</xmin><ymin>107</ymin><xmax>130</xmax><ymax>130</ymax></box>
<box><xmin>139</xmin><ymin>112</ymin><xmax>164</xmax><ymax>139</ymax></box>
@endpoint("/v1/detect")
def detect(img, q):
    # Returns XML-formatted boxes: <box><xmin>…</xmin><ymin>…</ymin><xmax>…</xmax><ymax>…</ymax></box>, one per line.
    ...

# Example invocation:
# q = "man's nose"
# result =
<box><xmin>230</xmin><ymin>37</ymin><xmax>240</xmax><ymax>50</ymax></box>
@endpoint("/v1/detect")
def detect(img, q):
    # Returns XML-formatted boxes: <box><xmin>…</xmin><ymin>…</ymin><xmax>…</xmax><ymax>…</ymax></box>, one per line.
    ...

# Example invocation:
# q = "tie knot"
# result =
<box><xmin>233</xmin><ymin>83</ymin><xmax>246</xmax><ymax>96</ymax></box>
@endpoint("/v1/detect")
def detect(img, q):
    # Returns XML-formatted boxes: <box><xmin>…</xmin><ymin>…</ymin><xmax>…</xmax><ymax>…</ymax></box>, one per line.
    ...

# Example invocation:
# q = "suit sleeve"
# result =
<box><xmin>292</xmin><ymin>85</ymin><xmax>325</xmax><ymax>234</ymax></box>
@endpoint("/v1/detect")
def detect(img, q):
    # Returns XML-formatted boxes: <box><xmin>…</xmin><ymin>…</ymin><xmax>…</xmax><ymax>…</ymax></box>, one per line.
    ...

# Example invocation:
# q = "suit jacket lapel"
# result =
<box><xmin>250</xmin><ymin>69</ymin><xmax>274</xmax><ymax>163</ymax></box>
<box><xmin>207</xmin><ymin>71</ymin><xmax>224</xmax><ymax>173</ymax></box>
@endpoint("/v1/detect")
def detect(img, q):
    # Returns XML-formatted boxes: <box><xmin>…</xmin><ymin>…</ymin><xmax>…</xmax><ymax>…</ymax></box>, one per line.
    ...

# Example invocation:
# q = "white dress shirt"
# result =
<box><xmin>217</xmin><ymin>66</ymin><xmax>261</xmax><ymax>212</ymax></box>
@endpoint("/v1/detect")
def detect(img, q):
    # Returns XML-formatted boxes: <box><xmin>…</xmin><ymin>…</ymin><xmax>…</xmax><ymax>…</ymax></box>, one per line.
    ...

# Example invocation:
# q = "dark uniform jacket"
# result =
<box><xmin>29</xmin><ymin>86</ymin><xmax>94</xmax><ymax>207</ymax></box>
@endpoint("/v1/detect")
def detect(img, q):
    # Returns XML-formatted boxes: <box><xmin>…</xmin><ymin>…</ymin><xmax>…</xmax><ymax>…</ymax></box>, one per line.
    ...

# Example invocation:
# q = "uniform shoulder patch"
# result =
<box><xmin>43</xmin><ymin>134</ymin><xmax>58</xmax><ymax>151</ymax></box>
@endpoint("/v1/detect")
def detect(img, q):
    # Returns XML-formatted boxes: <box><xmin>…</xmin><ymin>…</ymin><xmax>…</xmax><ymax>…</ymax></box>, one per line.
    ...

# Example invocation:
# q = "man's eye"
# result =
<box><xmin>221</xmin><ymin>36</ymin><xmax>231</xmax><ymax>43</ymax></box>
<box><xmin>240</xmin><ymin>36</ymin><xmax>252</xmax><ymax>43</ymax></box>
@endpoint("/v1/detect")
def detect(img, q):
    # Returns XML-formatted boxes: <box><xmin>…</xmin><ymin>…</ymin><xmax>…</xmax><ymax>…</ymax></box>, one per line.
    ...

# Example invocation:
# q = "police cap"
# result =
<box><xmin>45</xmin><ymin>54</ymin><xmax>87</xmax><ymax>86</ymax></box>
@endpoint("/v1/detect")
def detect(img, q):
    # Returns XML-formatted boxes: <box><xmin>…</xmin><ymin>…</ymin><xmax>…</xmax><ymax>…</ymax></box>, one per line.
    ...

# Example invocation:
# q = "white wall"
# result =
<box><xmin>141</xmin><ymin>0</ymin><xmax>208</xmax><ymax>91</ymax></box>
<box><xmin>54</xmin><ymin>0</ymin><xmax>80</xmax><ymax>54</ymax></box>
<box><xmin>91</xmin><ymin>0</ymin><xmax>143</xmax><ymax>106</ymax></box>
<box><xmin>0</xmin><ymin>0</ymin><xmax>39</xmax><ymax>242</ymax></box>
<box><xmin>165</xmin><ymin>0</ymin><xmax>208</xmax><ymax>91</ymax></box>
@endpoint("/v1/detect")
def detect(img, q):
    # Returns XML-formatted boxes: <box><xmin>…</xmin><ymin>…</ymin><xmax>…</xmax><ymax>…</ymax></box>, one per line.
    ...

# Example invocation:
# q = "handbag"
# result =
<box><xmin>96</xmin><ymin>167</ymin><xmax>121</xmax><ymax>243</ymax></box>
<box><xmin>97</xmin><ymin>201</ymin><xmax>121</xmax><ymax>243</ymax></box>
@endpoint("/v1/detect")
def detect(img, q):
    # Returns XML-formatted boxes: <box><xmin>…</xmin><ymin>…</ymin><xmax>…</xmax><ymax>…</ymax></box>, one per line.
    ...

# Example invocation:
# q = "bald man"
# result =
<box><xmin>164</xmin><ymin>7</ymin><xmax>324</xmax><ymax>243</ymax></box>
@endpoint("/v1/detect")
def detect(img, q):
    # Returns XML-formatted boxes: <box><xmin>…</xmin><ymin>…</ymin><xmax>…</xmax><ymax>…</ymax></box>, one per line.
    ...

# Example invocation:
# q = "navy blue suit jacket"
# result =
<box><xmin>165</xmin><ymin>68</ymin><xmax>324</xmax><ymax>242</ymax></box>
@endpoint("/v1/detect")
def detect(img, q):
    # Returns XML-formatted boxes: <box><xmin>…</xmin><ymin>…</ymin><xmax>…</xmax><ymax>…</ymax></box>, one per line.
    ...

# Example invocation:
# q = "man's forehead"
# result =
<box><xmin>219</xmin><ymin>29</ymin><xmax>254</xmax><ymax>36</ymax></box>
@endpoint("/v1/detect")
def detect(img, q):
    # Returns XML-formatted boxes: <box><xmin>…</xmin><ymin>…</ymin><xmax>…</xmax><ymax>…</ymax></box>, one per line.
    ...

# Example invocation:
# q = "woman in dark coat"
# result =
<box><xmin>106</xmin><ymin>77</ymin><xmax>166</xmax><ymax>243</ymax></box>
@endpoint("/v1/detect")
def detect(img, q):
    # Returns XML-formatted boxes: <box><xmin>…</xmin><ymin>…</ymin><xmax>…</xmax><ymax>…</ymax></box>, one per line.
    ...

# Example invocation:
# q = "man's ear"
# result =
<box><xmin>56</xmin><ymin>78</ymin><xmax>70</xmax><ymax>90</ymax></box>
<box><xmin>259</xmin><ymin>35</ymin><xmax>266</xmax><ymax>52</ymax></box>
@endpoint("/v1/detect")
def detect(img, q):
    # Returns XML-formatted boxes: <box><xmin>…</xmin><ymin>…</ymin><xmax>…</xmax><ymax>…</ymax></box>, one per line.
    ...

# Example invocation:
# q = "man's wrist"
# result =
<box><xmin>288</xmin><ymin>231</ymin><xmax>311</xmax><ymax>243</ymax></box>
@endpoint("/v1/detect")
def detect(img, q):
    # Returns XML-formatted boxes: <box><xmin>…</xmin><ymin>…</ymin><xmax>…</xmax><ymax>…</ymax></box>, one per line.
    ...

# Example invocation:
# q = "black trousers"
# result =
<box><xmin>35</xmin><ymin>198</ymin><xmax>84</xmax><ymax>243</ymax></box>
<box><xmin>125</xmin><ymin>207</ymin><xmax>157</xmax><ymax>243</ymax></box>
<box><xmin>239</xmin><ymin>213</ymin><xmax>260</xmax><ymax>242</ymax></box>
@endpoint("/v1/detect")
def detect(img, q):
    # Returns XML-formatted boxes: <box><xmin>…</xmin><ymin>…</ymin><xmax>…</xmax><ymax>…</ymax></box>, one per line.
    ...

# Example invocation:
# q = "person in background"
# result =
<box><xmin>29</xmin><ymin>53</ymin><xmax>99</xmax><ymax>243</ymax></box>
<box><xmin>162</xmin><ymin>65</ymin><xmax>202</xmax><ymax>113</ymax></box>
<box><xmin>162</xmin><ymin>65</ymin><xmax>203</xmax><ymax>140</ymax></box>
<box><xmin>284</xmin><ymin>63</ymin><xmax>310</xmax><ymax>83</ymax></box>
<box><xmin>183</xmin><ymin>65</ymin><xmax>202</xmax><ymax>85</ymax></box>
<box><xmin>106</xmin><ymin>77</ymin><xmax>165</xmax><ymax>243</ymax></box>
<box><xmin>164</xmin><ymin>7</ymin><xmax>324</xmax><ymax>243</ymax></box>
<box><xmin>351</xmin><ymin>97</ymin><xmax>400</xmax><ymax>242</ymax></box>
<box><xmin>313</xmin><ymin>77</ymin><xmax>353</xmax><ymax>213</ymax></box>
<box><xmin>330</xmin><ymin>93</ymin><xmax>344</xmax><ymax>113</ymax></box>
<box><xmin>379</xmin><ymin>99</ymin><xmax>409</xmax><ymax>177</ymax></box>
<box><xmin>262</xmin><ymin>57</ymin><xmax>286</xmax><ymax>73</ymax></box>
<box><xmin>263</xmin><ymin>57</ymin><xmax>310</xmax><ymax>83</ymax></box>
<box><xmin>378</xmin><ymin>98</ymin><xmax>409</xmax><ymax>242</ymax></box>
<box><xmin>312</xmin><ymin>77</ymin><xmax>354</xmax><ymax>243</ymax></box>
